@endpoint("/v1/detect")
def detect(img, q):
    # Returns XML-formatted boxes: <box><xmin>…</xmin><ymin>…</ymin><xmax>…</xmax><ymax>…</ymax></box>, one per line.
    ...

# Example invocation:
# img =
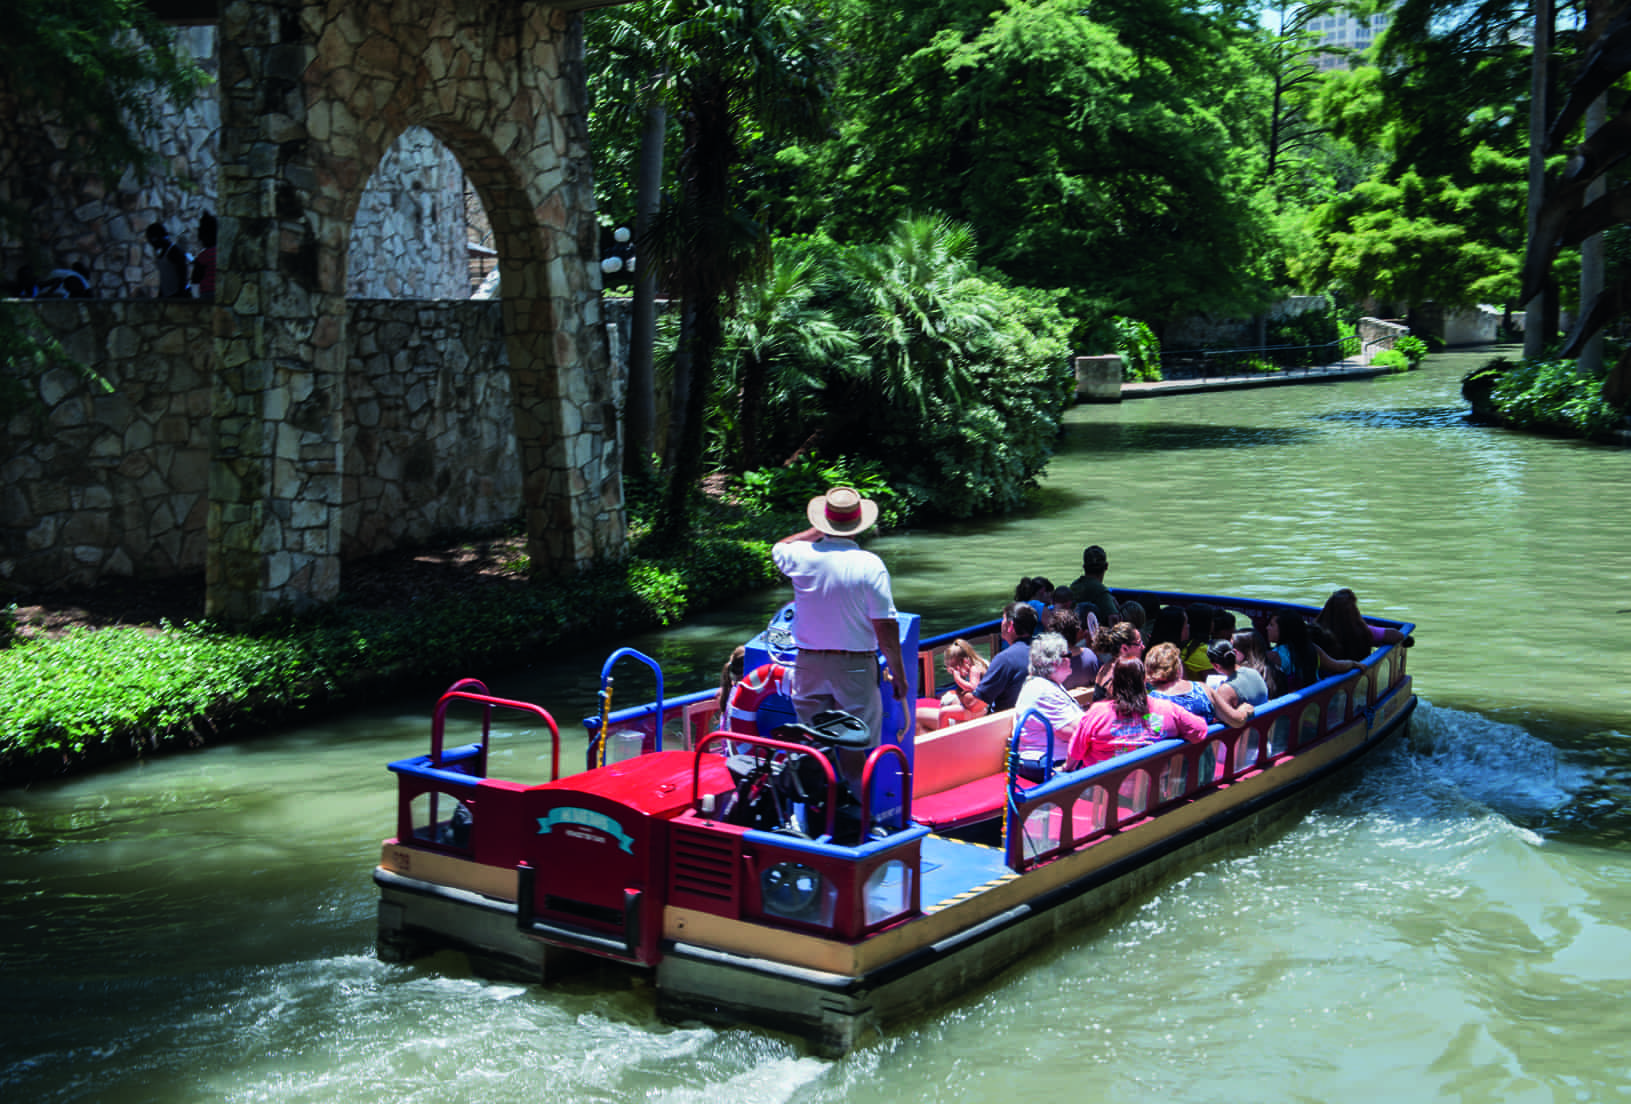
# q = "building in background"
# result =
<box><xmin>1310</xmin><ymin>7</ymin><xmax>1393</xmax><ymax>70</ymax></box>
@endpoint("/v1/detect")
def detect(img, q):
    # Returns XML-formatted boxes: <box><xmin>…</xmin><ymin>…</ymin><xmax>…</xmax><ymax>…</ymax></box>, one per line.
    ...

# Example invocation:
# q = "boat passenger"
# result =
<box><xmin>1012</xmin><ymin>632</ymin><xmax>1084</xmax><ymax>780</ymax></box>
<box><xmin>1051</xmin><ymin>586</ymin><xmax>1082</xmax><ymax>635</ymax></box>
<box><xmin>1050</xmin><ymin>609</ymin><xmax>1099</xmax><ymax>692</ymax></box>
<box><xmin>1068</xmin><ymin>544</ymin><xmax>1119</xmax><ymax>628</ymax></box>
<box><xmin>1181</xmin><ymin>602</ymin><xmax>1216</xmax><ymax>680</ymax></box>
<box><xmin>715</xmin><ymin>645</ymin><xmax>747</xmax><ymax>720</ymax></box>
<box><xmin>1116</xmin><ymin>599</ymin><xmax>1147</xmax><ymax>642</ymax></box>
<box><xmin>974</xmin><ymin>602</ymin><xmax>1037</xmax><ymax>713</ymax></box>
<box><xmin>1204</xmin><ymin>639</ymin><xmax>1263</xmax><ymax>729</ymax></box>
<box><xmin>1144</xmin><ymin>642</ymin><xmax>1215</xmax><ymax>723</ymax></box>
<box><xmin>1315</xmin><ymin>587</ymin><xmax>1412</xmax><ymax>660</ymax></box>
<box><xmin>1066</xmin><ymin>658</ymin><xmax>1208</xmax><ymax>769</ymax></box>
<box><xmin>1211</xmin><ymin>607</ymin><xmax>1237</xmax><ymax>642</ymax></box>
<box><xmin>1145</xmin><ymin>604</ymin><xmax>1187</xmax><ymax>652</ymax></box>
<box><xmin>1091</xmin><ymin>621</ymin><xmax>1144</xmax><ymax>700</ymax></box>
<box><xmin>918</xmin><ymin>638</ymin><xmax>988</xmax><ymax>731</ymax></box>
<box><xmin>1014</xmin><ymin>576</ymin><xmax>1055</xmax><ymax>629</ymax></box>
<box><xmin>1267</xmin><ymin>610</ymin><xmax>1363</xmax><ymax>690</ymax></box>
<box><xmin>1230</xmin><ymin>628</ymin><xmax>1283</xmax><ymax>699</ymax></box>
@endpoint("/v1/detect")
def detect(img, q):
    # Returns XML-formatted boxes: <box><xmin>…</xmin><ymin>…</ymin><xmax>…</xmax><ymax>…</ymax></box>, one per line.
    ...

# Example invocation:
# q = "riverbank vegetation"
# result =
<box><xmin>0</xmin><ymin>494</ymin><xmax>810</xmax><ymax>784</ymax></box>
<box><xmin>585</xmin><ymin>0</ymin><xmax>1629</xmax><ymax>471</ymax></box>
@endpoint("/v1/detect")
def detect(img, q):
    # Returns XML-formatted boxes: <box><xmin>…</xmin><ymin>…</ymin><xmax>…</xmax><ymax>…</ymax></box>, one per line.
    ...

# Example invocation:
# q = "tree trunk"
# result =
<box><xmin>625</xmin><ymin>103</ymin><xmax>665</xmax><ymax>483</ymax></box>
<box><xmin>1523</xmin><ymin>0</ymin><xmax>1553</xmax><ymax>359</ymax></box>
<box><xmin>1577</xmin><ymin>96</ymin><xmax>1607</xmax><ymax>375</ymax></box>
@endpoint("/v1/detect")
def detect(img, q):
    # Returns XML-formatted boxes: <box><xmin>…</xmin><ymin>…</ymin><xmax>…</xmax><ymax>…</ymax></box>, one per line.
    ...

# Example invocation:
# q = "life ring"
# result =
<box><xmin>726</xmin><ymin>662</ymin><xmax>788</xmax><ymax>735</ymax></box>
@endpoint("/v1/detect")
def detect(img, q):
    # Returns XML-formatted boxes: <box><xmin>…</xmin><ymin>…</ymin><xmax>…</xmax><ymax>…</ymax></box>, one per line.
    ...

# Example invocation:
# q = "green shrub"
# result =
<box><xmin>1337</xmin><ymin>320</ymin><xmax>1361</xmax><ymax>358</ymax></box>
<box><xmin>1372</xmin><ymin>349</ymin><xmax>1410</xmax><ymax>373</ymax></box>
<box><xmin>734</xmin><ymin>455</ymin><xmax>904</xmax><ymax>529</ymax></box>
<box><xmin>1114</xmin><ymin>317</ymin><xmax>1162</xmax><ymax>381</ymax></box>
<box><xmin>1488</xmin><ymin>358</ymin><xmax>1622</xmax><ymax>437</ymax></box>
<box><xmin>1394</xmin><ymin>335</ymin><xmax>1429</xmax><ymax>367</ymax></box>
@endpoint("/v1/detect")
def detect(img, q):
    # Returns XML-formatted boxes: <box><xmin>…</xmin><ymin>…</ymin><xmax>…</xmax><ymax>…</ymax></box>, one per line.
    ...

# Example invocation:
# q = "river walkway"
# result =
<box><xmin>1119</xmin><ymin>354</ymin><xmax>1386</xmax><ymax>398</ymax></box>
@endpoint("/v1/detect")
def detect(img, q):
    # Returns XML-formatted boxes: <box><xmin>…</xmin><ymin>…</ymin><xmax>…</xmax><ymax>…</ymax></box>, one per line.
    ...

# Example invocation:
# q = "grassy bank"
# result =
<box><xmin>0</xmin><ymin>508</ymin><xmax>792</xmax><ymax>787</ymax></box>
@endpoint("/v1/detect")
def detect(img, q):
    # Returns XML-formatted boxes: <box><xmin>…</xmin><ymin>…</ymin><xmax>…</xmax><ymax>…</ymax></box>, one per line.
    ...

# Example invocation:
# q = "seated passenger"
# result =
<box><xmin>1068</xmin><ymin>544</ymin><xmax>1119</xmax><ymax>628</ymax></box>
<box><xmin>1204</xmin><ymin>639</ymin><xmax>1265</xmax><ymax>728</ymax></box>
<box><xmin>1067</xmin><ymin>658</ymin><xmax>1208</xmax><ymax>769</ymax></box>
<box><xmin>1145</xmin><ymin>604</ymin><xmax>1187</xmax><ymax>652</ymax></box>
<box><xmin>715</xmin><ymin>645</ymin><xmax>747</xmax><ymax>721</ymax></box>
<box><xmin>1231</xmin><ymin>627</ymin><xmax>1284</xmax><ymax>700</ymax></box>
<box><xmin>1315</xmin><ymin>587</ymin><xmax>1412</xmax><ymax>660</ymax></box>
<box><xmin>1181</xmin><ymin>602</ymin><xmax>1216</xmax><ymax>680</ymax></box>
<box><xmin>1267</xmin><ymin>610</ymin><xmax>1364</xmax><ymax>691</ymax></box>
<box><xmin>1091</xmin><ymin>621</ymin><xmax>1145</xmax><ymax>700</ymax></box>
<box><xmin>919</xmin><ymin>637</ymin><xmax>989</xmax><ymax>731</ymax></box>
<box><xmin>1116</xmin><ymin>599</ymin><xmax>1146</xmax><ymax>643</ymax></box>
<box><xmin>1050</xmin><ymin>609</ymin><xmax>1099</xmax><ymax>692</ymax></box>
<box><xmin>1012</xmin><ymin>632</ymin><xmax>1083</xmax><ymax>780</ymax></box>
<box><xmin>1051</xmin><ymin>586</ymin><xmax>1081</xmax><ymax>634</ymax></box>
<box><xmin>1144</xmin><ymin>642</ymin><xmax>1215</xmax><ymax>724</ymax></box>
<box><xmin>974</xmin><ymin>602</ymin><xmax>1037</xmax><ymax>713</ymax></box>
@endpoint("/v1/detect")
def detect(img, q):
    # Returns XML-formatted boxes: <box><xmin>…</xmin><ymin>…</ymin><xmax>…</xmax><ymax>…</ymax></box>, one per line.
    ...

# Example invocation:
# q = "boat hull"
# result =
<box><xmin>653</xmin><ymin>690</ymin><xmax>1414</xmax><ymax>1054</ymax></box>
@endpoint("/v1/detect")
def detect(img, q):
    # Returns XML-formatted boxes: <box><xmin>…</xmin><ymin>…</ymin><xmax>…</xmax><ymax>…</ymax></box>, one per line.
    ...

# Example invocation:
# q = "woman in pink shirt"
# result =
<box><xmin>1067</xmin><ymin>658</ymin><xmax>1208</xmax><ymax>770</ymax></box>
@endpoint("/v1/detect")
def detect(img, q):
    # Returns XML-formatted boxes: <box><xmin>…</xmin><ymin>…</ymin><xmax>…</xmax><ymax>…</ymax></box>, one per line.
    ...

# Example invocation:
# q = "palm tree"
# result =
<box><xmin>715</xmin><ymin>251</ymin><xmax>861</xmax><ymax>471</ymax></box>
<box><xmin>838</xmin><ymin>214</ymin><xmax>1000</xmax><ymax>421</ymax></box>
<box><xmin>640</xmin><ymin>0</ymin><xmax>833</xmax><ymax>544</ymax></box>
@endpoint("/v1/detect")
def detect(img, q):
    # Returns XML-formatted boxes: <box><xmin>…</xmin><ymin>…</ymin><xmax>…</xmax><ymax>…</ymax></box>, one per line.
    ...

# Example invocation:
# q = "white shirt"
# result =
<box><xmin>772</xmin><ymin>536</ymin><xmax>896</xmax><ymax>652</ymax></box>
<box><xmin>1013</xmin><ymin>676</ymin><xmax>1083</xmax><ymax>760</ymax></box>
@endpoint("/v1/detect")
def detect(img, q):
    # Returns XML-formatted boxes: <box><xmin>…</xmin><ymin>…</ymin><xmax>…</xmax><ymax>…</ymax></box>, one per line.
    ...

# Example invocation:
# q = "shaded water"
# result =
<box><xmin>6</xmin><ymin>347</ymin><xmax>1631</xmax><ymax>1101</ymax></box>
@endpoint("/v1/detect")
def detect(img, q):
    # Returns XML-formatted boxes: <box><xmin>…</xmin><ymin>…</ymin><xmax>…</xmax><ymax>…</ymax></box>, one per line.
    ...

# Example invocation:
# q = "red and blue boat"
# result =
<box><xmin>375</xmin><ymin>590</ymin><xmax>1416</xmax><ymax>1054</ymax></box>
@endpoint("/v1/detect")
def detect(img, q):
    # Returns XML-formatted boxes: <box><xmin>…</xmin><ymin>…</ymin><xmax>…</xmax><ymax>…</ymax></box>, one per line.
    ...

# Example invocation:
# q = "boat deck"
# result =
<box><xmin>919</xmin><ymin>834</ymin><xmax>1017</xmax><ymax>914</ymax></box>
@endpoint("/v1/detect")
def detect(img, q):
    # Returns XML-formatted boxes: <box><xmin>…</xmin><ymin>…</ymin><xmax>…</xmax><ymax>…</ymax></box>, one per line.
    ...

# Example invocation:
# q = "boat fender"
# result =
<box><xmin>727</xmin><ymin>662</ymin><xmax>788</xmax><ymax>734</ymax></box>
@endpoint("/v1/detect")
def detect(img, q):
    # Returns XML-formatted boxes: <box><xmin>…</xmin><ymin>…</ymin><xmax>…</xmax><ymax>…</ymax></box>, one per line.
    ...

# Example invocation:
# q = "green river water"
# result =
<box><xmin>4</xmin><ymin>346</ymin><xmax>1630</xmax><ymax>1102</ymax></box>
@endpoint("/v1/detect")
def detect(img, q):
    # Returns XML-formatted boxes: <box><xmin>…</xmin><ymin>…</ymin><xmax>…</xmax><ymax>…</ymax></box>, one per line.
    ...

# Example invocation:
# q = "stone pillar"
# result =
<box><xmin>1074</xmin><ymin>355</ymin><xmax>1124</xmax><ymax>403</ymax></box>
<box><xmin>209</xmin><ymin>0</ymin><xmax>345</xmax><ymax>621</ymax></box>
<box><xmin>205</xmin><ymin>0</ymin><xmax>623</xmax><ymax>621</ymax></box>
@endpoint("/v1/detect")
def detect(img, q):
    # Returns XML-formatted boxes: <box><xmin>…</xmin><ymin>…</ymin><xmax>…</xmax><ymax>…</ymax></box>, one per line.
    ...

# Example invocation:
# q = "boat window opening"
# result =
<box><xmin>1118</xmin><ymin>772</ymin><xmax>1149</xmax><ymax>819</ymax></box>
<box><xmin>409</xmin><ymin>792</ymin><xmax>473</xmax><ymax>850</ymax></box>
<box><xmin>1269</xmin><ymin>715</ymin><xmax>1291</xmax><ymax>757</ymax></box>
<box><xmin>1073</xmin><ymin>787</ymin><xmax>1109</xmax><ymax>836</ymax></box>
<box><xmin>1327</xmin><ymin>690</ymin><xmax>1349</xmax><ymax>730</ymax></box>
<box><xmin>1157</xmin><ymin>757</ymin><xmax>1187</xmax><ymax>804</ymax></box>
<box><xmin>1022</xmin><ymin>803</ymin><xmax>1063</xmax><ymax>859</ymax></box>
<box><xmin>1234</xmin><ymin>729</ymin><xmax>1259</xmax><ymax>772</ymax></box>
<box><xmin>864</xmin><ymin>861</ymin><xmax>913</xmax><ymax>925</ymax></box>
<box><xmin>1298</xmin><ymin>703</ymin><xmax>1321</xmax><ymax>750</ymax></box>
<box><xmin>1198</xmin><ymin>740</ymin><xmax>1224</xmax><ymax>783</ymax></box>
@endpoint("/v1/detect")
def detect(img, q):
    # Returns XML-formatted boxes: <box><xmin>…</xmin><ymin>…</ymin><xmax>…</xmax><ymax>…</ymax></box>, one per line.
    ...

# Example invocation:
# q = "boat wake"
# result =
<box><xmin>1328</xmin><ymin>698</ymin><xmax>1587</xmax><ymax>829</ymax></box>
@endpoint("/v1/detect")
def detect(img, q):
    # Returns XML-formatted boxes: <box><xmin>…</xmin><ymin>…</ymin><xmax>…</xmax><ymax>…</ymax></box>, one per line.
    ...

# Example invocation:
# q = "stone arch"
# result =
<box><xmin>208</xmin><ymin>0</ymin><xmax>624</xmax><ymax>621</ymax></box>
<box><xmin>346</xmin><ymin>127</ymin><xmax>470</xmax><ymax>300</ymax></box>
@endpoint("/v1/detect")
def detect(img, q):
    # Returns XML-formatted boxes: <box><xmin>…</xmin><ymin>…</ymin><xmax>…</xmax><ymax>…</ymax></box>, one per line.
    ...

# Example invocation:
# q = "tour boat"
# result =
<box><xmin>374</xmin><ymin>590</ymin><xmax>1416</xmax><ymax>1055</ymax></box>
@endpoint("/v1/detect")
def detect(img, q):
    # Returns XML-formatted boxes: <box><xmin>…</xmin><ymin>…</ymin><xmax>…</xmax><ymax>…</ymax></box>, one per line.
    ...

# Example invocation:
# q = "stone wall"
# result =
<box><xmin>3</xmin><ymin>298</ymin><xmax>524</xmax><ymax>590</ymax></box>
<box><xmin>347</xmin><ymin>128</ymin><xmax>471</xmax><ymax>300</ymax></box>
<box><xmin>343</xmin><ymin>301</ymin><xmax>521</xmax><ymax>554</ymax></box>
<box><xmin>1</xmin><ymin>28</ymin><xmax>469</xmax><ymax>303</ymax></box>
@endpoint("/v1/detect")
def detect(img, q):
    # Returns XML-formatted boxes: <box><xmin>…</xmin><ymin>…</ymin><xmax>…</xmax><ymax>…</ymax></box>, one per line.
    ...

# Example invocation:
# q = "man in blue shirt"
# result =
<box><xmin>974</xmin><ymin>602</ymin><xmax>1037</xmax><ymax>713</ymax></box>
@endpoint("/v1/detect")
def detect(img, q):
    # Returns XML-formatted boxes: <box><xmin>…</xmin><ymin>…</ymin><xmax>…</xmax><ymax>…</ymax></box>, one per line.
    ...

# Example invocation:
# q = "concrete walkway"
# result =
<box><xmin>1117</xmin><ymin>356</ymin><xmax>1388</xmax><ymax>399</ymax></box>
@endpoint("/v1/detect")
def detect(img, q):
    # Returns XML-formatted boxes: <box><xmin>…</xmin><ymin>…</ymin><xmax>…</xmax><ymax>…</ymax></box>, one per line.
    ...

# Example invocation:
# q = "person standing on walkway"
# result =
<box><xmin>144</xmin><ymin>221</ymin><xmax>191</xmax><ymax>298</ymax></box>
<box><xmin>773</xmin><ymin>487</ymin><xmax>908</xmax><ymax>788</ymax></box>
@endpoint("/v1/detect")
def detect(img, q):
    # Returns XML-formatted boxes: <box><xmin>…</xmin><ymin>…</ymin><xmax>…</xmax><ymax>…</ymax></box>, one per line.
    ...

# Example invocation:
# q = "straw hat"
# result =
<box><xmin>807</xmin><ymin>486</ymin><xmax>879</xmax><ymax>537</ymax></box>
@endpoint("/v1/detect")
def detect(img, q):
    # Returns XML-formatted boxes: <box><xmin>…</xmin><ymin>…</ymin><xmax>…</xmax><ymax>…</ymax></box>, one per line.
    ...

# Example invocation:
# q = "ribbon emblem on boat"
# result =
<box><xmin>536</xmin><ymin>807</ymin><xmax>635</xmax><ymax>853</ymax></box>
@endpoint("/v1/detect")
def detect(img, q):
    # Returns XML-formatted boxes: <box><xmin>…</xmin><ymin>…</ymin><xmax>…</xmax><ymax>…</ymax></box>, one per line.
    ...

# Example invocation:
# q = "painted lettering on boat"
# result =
<box><xmin>537</xmin><ymin>807</ymin><xmax>635</xmax><ymax>853</ymax></box>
